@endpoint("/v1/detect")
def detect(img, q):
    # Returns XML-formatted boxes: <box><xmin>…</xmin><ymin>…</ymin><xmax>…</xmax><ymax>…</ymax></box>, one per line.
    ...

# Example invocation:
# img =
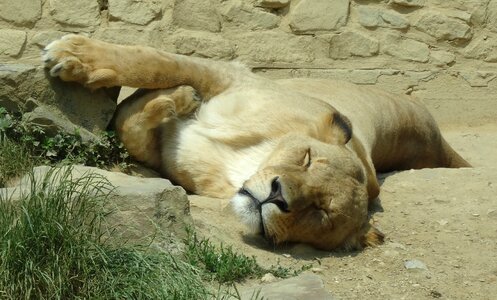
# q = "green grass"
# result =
<box><xmin>185</xmin><ymin>229</ymin><xmax>265</xmax><ymax>283</ymax></box>
<box><xmin>0</xmin><ymin>138</ymin><xmax>38</xmax><ymax>187</ymax></box>
<box><xmin>0</xmin><ymin>168</ymin><xmax>208</xmax><ymax>299</ymax></box>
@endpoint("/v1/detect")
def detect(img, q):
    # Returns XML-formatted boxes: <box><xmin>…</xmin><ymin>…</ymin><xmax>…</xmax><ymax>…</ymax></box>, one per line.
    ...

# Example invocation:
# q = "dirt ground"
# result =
<box><xmin>189</xmin><ymin>123</ymin><xmax>497</xmax><ymax>300</ymax></box>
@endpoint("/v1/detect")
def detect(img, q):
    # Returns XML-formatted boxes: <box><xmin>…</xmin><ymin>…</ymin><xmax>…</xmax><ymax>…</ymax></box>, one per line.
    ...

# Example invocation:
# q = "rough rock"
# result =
<box><xmin>463</xmin><ymin>33</ymin><xmax>497</xmax><ymax>62</ymax></box>
<box><xmin>0</xmin><ymin>0</ymin><xmax>41</xmax><ymax>26</ymax></box>
<box><xmin>430</xmin><ymin>50</ymin><xmax>456</xmax><ymax>66</ymax></box>
<box><xmin>221</xmin><ymin>0</ymin><xmax>280</xmax><ymax>30</ymax></box>
<box><xmin>255</xmin><ymin>0</ymin><xmax>290</xmax><ymax>9</ymax></box>
<box><xmin>0</xmin><ymin>29</ymin><xmax>26</xmax><ymax>58</ymax></box>
<box><xmin>108</xmin><ymin>0</ymin><xmax>161</xmax><ymax>25</ymax></box>
<box><xmin>289</xmin><ymin>0</ymin><xmax>349</xmax><ymax>33</ymax></box>
<box><xmin>0</xmin><ymin>64</ymin><xmax>117</xmax><ymax>138</ymax></box>
<box><xmin>358</xmin><ymin>6</ymin><xmax>410</xmax><ymax>29</ymax></box>
<box><xmin>30</xmin><ymin>31</ymin><xmax>66</xmax><ymax>48</ymax></box>
<box><xmin>49</xmin><ymin>0</ymin><xmax>100</xmax><ymax>28</ymax></box>
<box><xmin>174</xmin><ymin>30</ymin><xmax>235</xmax><ymax>59</ymax></box>
<box><xmin>23</xmin><ymin>105</ymin><xmax>97</xmax><ymax>141</ymax></box>
<box><xmin>383</xmin><ymin>34</ymin><xmax>429</xmax><ymax>62</ymax></box>
<box><xmin>237</xmin><ymin>273</ymin><xmax>335</xmax><ymax>300</ymax></box>
<box><xmin>172</xmin><ymin>0</ymin><xmax>221</xmax><ymax>32</ymax></box>
<box><xmin>389</xmin><ymin>0</ymin><xmax>425</xmax><ymax>7</ymax></box>
<box><xmin>486</xmin><ymin>0</ymin><xmax>497</xmax><ymax>33</ymax></box>
<box><xmin>459</xmin><ymin>71</ymin><xmax>497</xmax><ymax>87</ymax></box>
<box><xmin>404</xmin><ymin>259</ymin><xmax>428</xmax><ymax>270</ymax></box>
<box><xmin>414</xmin><ymin>11</ymin><xmax>472</xmax><ymax>41</ymax></box>
<box><xmin>235</xmin><ymin>32</ymin><xmax>323</xmax><ymax>63</ymax></box>
<box><xmin>4</xmin><ymin>165</ymin><xmax>191</xmax><ymax>244</ymax></box>
<box><xmin>330</xmin><ymin>30</ymin><xmax>379</xmax><ymax>59</ymax></box>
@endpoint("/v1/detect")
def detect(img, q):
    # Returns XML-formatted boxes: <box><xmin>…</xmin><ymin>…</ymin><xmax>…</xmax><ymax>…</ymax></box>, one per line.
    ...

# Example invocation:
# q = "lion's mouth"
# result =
<box><xmin>237</xmin><ymin>177</ymin><xmax>290</xmax><ymax>238</ymax></box>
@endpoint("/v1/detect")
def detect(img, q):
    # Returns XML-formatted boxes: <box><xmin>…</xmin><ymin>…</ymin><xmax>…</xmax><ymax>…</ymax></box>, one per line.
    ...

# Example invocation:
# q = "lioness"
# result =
<box><xmin>43</xmin><ymin>35</ymin><xmax>470</xmax><ymax>250</ymax></box>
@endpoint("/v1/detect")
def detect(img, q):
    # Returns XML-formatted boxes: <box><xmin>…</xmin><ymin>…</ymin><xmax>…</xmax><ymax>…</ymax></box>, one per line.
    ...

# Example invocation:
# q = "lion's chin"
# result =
<box><xmin>230</xmin><ymin>193</ymin><xmax>262</xmax><ymax>234</ymax></box>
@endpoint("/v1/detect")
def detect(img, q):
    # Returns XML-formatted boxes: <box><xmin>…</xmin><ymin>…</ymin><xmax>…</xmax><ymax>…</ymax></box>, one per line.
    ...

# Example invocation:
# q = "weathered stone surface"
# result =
<box><xmin>414</xmin><ymin>11</ymin><xmax>472</xmax><ymax>41</ymax></box>
<box><xmin>383</xmin><ymin>34</ymin><xmax>429</xmax><ymax>62</ymax></box>
<box><xmin>358</xmin><ymin>6</ymin><xmax>410</xmax><ymax>29</ymax></box>
<box><xmin>23</xmin><ymin>105</ymin><xmax>97</xmax><ymax>141</ymax></box>
<box><xmin>237</xmin><ymin>273</ymin><xmax>335</xmax><ymax>300</ymax></box>
<box><xmin>235</xmin><ymin>32</ymin><xmax>323</xmax><ymax>63</ymax></box>
<box><xmin>222</xmin><ymin>0</ymin><xmax>280</xmax><ymax>30</ymax></box>
<box><xmin>30</xmin><ymin>31</ymin><xmax>66</xmax><ymax>48</ymax></box>
<box><xmin>460</xmin><ymin>71</ymin><xmax>497</xmax><ymax>87</ymax></box>
<box><xmin>463</xmin><ymin>33</ymin><xmax>497</xmax><ymax>62</ymax></box>
<box><xmin>350</xmin><ymin>69</ymin><xmax>399</xmax><ymax>85</ymax></box>
<box><xmin>289</xmin><ymin>0</ymin><xmax>349</xmax><ymax>33</ymax></box>
<box><xmin>0</xmin><ymin>64</ymin><xmax>117</xmax><ymax>137</ymax></box>
<box><xmin>0</xmin><ymin>29</ymin><xmax>26</xmax><ymax>58</ymax></box>
<box><xmin>174</xmin><ymin>30</ymin><xmax>235</xmax><ymax>59</ymax></box>
<box><xmin>389</xmin><ymin>0</ymin><xmax>424</xmax><ymax>7</ymax></box>
<box><xmin>430</xmin><ymin>50</ymin><xmax>456</xmax><ymax>66</ymax></box>
<box><xmin>172</xmin><ymin>0</ymin><xmax>221</xmax><ymax>32</ymax></box>
<box><xmin>486</xmin><ymin>0</ymin><xmax>497</xmax><ymax>33</ymax></box>
<box><xmin>330</xmin><ymin>30</ymin><xmax>379</xmax><ymax>59</ymax></box>
<box><xmin>108</xmin><ymin>0</ymin><xmax>161</xmax><ymax>25</ymax></box>
<box><xmin>256</xmin><ymin>0</ymin><xmax>290</xmax><ymax>9</ymax></box>
<box><xmin>4</xmin><ymin>165</ymin><xmax>192</xmax><ymax>244</ymax></box>
<box><xmin>0</xmin><ymin>0</ymin><xmax>41</xmax><ymax>25</ymax></box>
<box><xmin>49</xmin><ymin>0</ymin><xmax>100</xmax><ymax>28</ymax></box>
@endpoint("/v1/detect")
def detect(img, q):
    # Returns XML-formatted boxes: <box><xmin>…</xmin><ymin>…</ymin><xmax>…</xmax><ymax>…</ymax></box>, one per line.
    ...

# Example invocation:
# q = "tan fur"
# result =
<box><xmin>43</xmin><ymin>35</ymin><xmax>470</xmax><ymax>250</ymax></box>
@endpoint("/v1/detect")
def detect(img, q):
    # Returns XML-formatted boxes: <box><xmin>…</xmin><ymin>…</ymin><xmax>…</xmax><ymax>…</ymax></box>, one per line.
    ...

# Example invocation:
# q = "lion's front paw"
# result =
<box><xmin>42</xmin><ymin>34</ymin><xmax>117</xmax><ymax>89</ymax></box>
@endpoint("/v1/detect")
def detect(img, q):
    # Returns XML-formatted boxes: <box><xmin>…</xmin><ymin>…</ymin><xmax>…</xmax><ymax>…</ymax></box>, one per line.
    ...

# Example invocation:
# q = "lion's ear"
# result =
<box><xmin>328</xmin><ymin>112</ymin><xmax>352</xmax><ymax>145</ymax></box>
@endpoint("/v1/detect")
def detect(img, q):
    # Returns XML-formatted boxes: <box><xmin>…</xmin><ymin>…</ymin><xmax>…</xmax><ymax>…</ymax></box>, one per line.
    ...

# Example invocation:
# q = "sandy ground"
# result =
<box><xmin>189</xmin><ymin>124</ymin><xmax>497</xmax><ymax>300</ymax></box>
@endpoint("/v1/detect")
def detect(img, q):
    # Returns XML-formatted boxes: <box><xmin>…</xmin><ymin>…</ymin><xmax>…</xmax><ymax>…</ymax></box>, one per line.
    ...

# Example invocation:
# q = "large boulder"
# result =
<box><xmin>0</xmin><ymin>64</ymin><xmax>118</xmax><ymax>140</ymax></box>
<box><xmin>3</xmin><ymin>165</ymin><xmax>192</xmax><ymax>246</ymax></box>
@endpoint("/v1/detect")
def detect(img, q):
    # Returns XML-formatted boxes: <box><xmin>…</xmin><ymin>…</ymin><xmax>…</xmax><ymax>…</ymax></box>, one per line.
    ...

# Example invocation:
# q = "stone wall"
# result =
<box><xmin>1</xmin><ymin>0</ymin><xmax>496</xmax><ymax>125</ymax></box>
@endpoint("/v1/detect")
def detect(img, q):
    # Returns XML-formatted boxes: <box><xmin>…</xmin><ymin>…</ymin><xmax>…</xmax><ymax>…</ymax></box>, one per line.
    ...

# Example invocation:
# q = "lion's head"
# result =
<box><xmin>231</xmin><ymin>113</ymin><xmax>384</xmax><ymax>251</ymax></box>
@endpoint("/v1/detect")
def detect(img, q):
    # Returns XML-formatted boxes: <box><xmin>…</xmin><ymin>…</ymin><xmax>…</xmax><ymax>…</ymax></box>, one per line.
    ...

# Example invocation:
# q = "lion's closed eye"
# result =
<box><xmin>302</xmin><ymin>148</ymin><xmax>311</xmax><ymax>168</ymax></box>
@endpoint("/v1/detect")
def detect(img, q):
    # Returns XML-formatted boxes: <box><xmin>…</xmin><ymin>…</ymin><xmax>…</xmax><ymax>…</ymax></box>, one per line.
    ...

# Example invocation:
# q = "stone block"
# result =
<box><xmin>430</xmin><ymin>50</ymin><xmax>456</xmax><ymax>66</ymax></box>
<box><xmin>414</xmin><ymin>11</ymin><xmax>472</xmax><ymax>41</ymax></box>
<box><xmin>172</xmin><ymin>0</ymin><xmax>221</xmax><ymax>32</ymax></box>
<box><xmin>49</xmin><ymin>0</ymin><xmax>100</xmax><ymax>28</ymax></box>
<box><xmin>463</xmin><ymin>33</ymin><xmax>497</xmax><ymax>62</ymax></box>
<box><xmin>0</xmin><ymin>29</ymin><xmax>26</xmax><ymax>58</ymax></box>
<box><xmin>256</xmin><ymin>0</ymin><xmax>290</xmax><ymax>9</ymax></box>
<box><xmin>235</xmin><ymin>32</ymin><xmax>323</xmax><ymax>64</ymax></box>
<box><xmin>173</xmin><ymin>30</ymin><xmax>235</xmax><ymax>59</ymax></box>
<box><xmin>383</xmin><ymin>34</ymin><xmax>429</xmax><ymax>62</ymax></box>
<box><xmin>222</xmin><ymin>0</ymin><xmax>280</xmax><ymax>30</ymax></box>
<box><xmin>108</xmin><ymin>0</ymin><xmax>161</xmax><ymax>25</ymax></box>
<box><xmin>0</xmin><ymin>0</ymin><xmax>41</xmax><ymax>26</ymax></box>
<box><xmin>289</xmin><ymin>0</ymin><xmax>349</xmax><ymax>33</ymax></box>
<box><xmin>358</xmin><ymin>6</ymin><xmax>410</xmax><ymax>29</ymax></box>
<box><xmin>3</xmin><ymin>165</ymin><xmax>192</xmax><ymax>245</ymax></box>
<box><xmin>330</xmin><ymin>30</ymin><xmax>379</xmax><ymax>59</ymax></box>
<box><xmin>389</xmin><ymin>0</ymin><xmax>425</xmax><ymax>7</ymax></box>
<box><xmin>0</xmin><ymin>64</ymin><xmax>117</xmax><ymax>139</ymax></box>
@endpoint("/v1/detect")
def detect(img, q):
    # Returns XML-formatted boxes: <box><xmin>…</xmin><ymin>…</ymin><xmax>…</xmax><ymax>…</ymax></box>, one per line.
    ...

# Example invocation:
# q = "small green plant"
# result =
<box><xmin>0</xmin><ymin>106</ymin><xmax>131</xmax><ymax>176</ymax></box>
<box><xmin>184</xmin><ymin>229</ymin><xmax>310</xmax><ymax>284</ymax></box>
<box><xmin>185</xmin><ymin>229</ymin><xmax>265</xmax><ymax>283</ymax></box>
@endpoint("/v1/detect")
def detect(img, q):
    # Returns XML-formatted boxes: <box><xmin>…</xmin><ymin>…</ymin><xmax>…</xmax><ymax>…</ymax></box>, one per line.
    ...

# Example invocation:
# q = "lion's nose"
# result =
<box><xmin>270</xmin><ymin>176</ymin><xmax>281</xmax><ymax>196</ymax></box>
<box><xmin>264</xmin><ymin>177</ymin><xmax>289</xmax><ymax>212</ymax></box>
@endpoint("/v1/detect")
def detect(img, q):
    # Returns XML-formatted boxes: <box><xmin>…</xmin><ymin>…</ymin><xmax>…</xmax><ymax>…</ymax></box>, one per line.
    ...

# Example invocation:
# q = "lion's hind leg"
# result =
<box><xmin>114</xmin><ymin>86</ymin><xmax>199</xmax><ymax>170</ymax></box>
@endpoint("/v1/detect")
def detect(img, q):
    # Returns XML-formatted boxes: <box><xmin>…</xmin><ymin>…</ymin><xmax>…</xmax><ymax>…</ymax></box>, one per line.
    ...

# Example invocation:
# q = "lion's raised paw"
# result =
<box><xmin>42</xmin><ymin>34</ymin><xmax>117</xmax><ymax>89</ymax></box>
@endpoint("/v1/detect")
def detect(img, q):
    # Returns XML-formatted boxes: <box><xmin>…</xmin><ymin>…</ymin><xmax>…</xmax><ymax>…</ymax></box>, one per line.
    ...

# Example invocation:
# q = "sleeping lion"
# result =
<box><xmin>42</xmin><ymin>35</ymin><xmax>470</xmax><ymax>251</ymax></box>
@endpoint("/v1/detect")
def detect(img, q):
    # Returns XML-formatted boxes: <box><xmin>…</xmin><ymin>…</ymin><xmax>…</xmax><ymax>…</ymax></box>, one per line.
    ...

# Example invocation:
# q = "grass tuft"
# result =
<box><xmin>0</xmin><ymin>167</ymin><xmax>208</xmax><ymax>299</ymax></box>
